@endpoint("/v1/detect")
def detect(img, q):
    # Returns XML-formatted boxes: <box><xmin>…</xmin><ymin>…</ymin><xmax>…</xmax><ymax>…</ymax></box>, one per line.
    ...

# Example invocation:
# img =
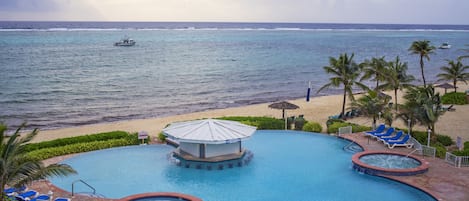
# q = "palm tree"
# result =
<box><xmin>409</xmin><ymin>40</ymin><xmax>436</xmax><ymax>87</ymax></box>
<box><xmin>360</xmin><ymin>56</ymin><xmax>388</xmax><ymax>90</ymax></box>
<box><xmin>379</xmin><ymin>56</ymin><xmax>415</xmax><ymax>111</ymax></box>
<box><xmin>317</xmin><ymin>53</ymin><xmax>369</xmax><ymax>118</ymax></box>
<box><xmin>349</xmin><ymin>90</ymin><xmax>391</xmax><ymax>129</ymax></box>
<box><xmin>437</xmin><ymin>59</ymin><xmax>469</xmax><ymax>92</ymax></box>
<box><xmin>1</xmin><ymin>123</ymin><xmax>77</xmax><ymax>199</ymax></box>
<box><xmin>402</xmin><ymin>86</ymin><xmax>445</xmax><ymax>144</ymax></box>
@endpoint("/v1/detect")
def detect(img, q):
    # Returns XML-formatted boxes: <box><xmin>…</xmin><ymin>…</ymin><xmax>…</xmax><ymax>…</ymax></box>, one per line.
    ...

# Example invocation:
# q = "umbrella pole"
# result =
<box><xmin>284</xmin><ymin>110</ymin><xmax>287</xmax><ymax>130</ymax></box>
<box><xmin>282</xmin><ymin>109</ymin><xmax>285</xmax><ymax>119</ymax></box>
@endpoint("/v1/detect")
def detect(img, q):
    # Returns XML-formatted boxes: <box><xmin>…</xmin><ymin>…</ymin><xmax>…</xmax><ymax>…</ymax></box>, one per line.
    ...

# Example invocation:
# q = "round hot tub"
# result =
<box><xmin>352</xmin><ymin>151</ymin><xmax>429</xmax><ymax>176</ymax></box>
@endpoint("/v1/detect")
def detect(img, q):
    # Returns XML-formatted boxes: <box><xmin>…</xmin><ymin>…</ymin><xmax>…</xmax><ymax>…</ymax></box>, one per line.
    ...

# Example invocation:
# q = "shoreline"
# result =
<box><xmin>30</xmin><ymin>83</ymin><xmax>469</xmax><ymax>143</ymax></box>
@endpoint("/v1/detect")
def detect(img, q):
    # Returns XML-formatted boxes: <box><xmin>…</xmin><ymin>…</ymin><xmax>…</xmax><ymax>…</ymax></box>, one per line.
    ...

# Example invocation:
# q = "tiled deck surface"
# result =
<box><xmin>30</xmin><ymin>133</ymin><xmax>469</xmax><ymax>201</ymax></box>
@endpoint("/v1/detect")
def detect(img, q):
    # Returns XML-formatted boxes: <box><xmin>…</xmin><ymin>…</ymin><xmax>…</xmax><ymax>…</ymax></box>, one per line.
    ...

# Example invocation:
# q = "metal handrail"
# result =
<box><xmin>72</xmin><ymin>179</ymin><xmax>96</xmax><ymax>196</ymax></box>
<box><xmin>406</xmin><ymin>148</ymin><xmax>421</xmax><ymax>157</ymax></box>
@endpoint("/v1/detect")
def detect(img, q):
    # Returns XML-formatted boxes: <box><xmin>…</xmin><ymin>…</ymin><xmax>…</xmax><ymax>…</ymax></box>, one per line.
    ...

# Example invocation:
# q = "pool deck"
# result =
<box><xmin>30</xmin><ymin>133</ymin><xmax>469</xmax><ymax>201</ymax></box>
<box><xmin>341</xmin><ymin>132</ymin><xmax>469</xmax><ymax>201</ymax></box>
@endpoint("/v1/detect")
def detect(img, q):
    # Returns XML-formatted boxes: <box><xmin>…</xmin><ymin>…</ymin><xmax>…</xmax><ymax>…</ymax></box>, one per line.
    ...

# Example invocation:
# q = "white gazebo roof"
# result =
<box><xmin>162</xmin><ymin>119</ymin><xmax>257</xmax><ymax>144</ymax></box>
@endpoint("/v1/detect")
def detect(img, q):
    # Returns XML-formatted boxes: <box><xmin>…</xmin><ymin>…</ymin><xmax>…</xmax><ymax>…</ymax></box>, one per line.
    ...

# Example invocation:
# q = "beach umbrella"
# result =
<box><xmin>268</xmin><ymin>101</ymin><xmax>299</xmax><ymax>119</ymax></box>
<box><xmin>435</xmin><ymin>83</ymin><xmax>455</xmax><ymax>94</ymax></box>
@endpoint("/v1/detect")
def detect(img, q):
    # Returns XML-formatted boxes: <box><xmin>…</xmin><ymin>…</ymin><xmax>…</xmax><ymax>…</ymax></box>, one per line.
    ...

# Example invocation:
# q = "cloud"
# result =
<box><xmin>0</xmin><ymin>0</ymin><xmax>468</xmax><ymax>24</ymax></box>
<box><xmin>0</xmin><ymin>0</ymin><xmax>59</xmax><ymax>12</ymax></box>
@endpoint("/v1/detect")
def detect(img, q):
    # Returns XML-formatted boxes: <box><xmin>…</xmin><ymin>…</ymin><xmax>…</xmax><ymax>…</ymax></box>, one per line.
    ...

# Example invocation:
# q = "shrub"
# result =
<box><xmin>411</xmin><ymin>131</ymin><xmax>429</xmax><ymax>145</ymax></box>
<box><xmin>465</xmin><ymin>141</ymin><xmax>469</xmax><ymax>151</ymax></box>
<box><xmin>436</xmin><ymin>135</ymin><xmax>454</xmax><ymax>146</ymax></box>
<box><xmin>327</xmin><ymin>122</ymin><xmax>371</xmax><ymax>134</ymax></box>
<box><xmin>158</xmin><ymin>132</ymin><xmax>167</xmax><ymax>142</ymax></box>
<box><xmin>441</xmin><ymin>92</ymin><xmax>468</xmax><ymax>105</ymax></box>
<box><xmin>326</xmin><ymin>119</ymin><xmax>344</xmax><ymax>127</ymax></box>
<box><xmin>218</xmin><ymin>116</ymin><xmax>284</xmax><ymax>130</ymax></box>
<box><xmin>26</xmin><ymin>136</ymin><xmax>139</xmax><ymax>161</ymax></box>
<box><xmin>303</xmin><ymin>122</ymin><xmax>323</xmax><ymax>133</ymax></box>
<box><xmin>434</xmin><ymin>143</ymin><xmax>447</xmax><ymax>158</ymax></box>
<box><xmin>453</xmin><ymin>149</ymin><xmax>469</xmax><ymax>156</ymax></box>
<box><xmin>24</xmin><ymin>131</ymin><xmax>130</xmax><ymax>152</ymax></box>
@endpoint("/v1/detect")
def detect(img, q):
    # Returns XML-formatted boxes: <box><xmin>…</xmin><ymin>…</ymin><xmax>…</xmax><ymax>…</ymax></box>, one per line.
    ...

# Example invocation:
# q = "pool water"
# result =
<box><xmin>50</xmin><ymin>130</ymin><xmax>435</xmax><ymax>201</ymax></box>
<box><xmin>359</xmin><ymin>154</ymin><xmax>421</xmax><ymax>169</ymax></box>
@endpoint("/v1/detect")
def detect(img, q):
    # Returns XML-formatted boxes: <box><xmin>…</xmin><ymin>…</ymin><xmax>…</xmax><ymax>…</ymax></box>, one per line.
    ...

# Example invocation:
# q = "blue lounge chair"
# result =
<box><xmin>18</xmin><ymin>190</ymin><xmax>38</xmax><ymax>200</ymax></box>
<box><xmin>4</xmin><ymin>186</ymin><xmax>27</xmax><ymax>196</ymax></box>
<box><xmin>365</xmin><ymin>124</ymin><xmax>385</xmax><ymax>136</ymax></box>
<box><xmin>54</xmin><ymin>197</ymin><xmax>71</xmax><ymax>201</ymax></box>
<box><xmin>385</xmin><ymin>134</ymin><xmax>413</xmax><ymax>149</ymax></box>
<box><xmin>31</xmin><ymin>194</ymin><xmax>50</xmax><ymax>201</ymax></box>
<box><xmin>371</xmin><ymin>127</ymin><xmax>394</xmax><ymax>139</ymax></box>
<box><xmin>378</xmin><ymin>130</ymin><xmax>403</xmax><ymax>143</ymax></box>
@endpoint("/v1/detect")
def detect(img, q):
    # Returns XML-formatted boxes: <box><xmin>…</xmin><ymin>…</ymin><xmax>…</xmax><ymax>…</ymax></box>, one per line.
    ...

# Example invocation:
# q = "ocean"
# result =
<box><xmin>1</xmin><ymin>21</ymin><xmax>468</xmax><ymax>130</ymax></box>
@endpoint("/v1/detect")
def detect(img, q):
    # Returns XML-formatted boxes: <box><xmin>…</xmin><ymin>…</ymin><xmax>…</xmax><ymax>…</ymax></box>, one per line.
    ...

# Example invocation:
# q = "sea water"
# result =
<box><xmin>1</xmin><ymin>22</ymin><xmax>468</xmax><ymax>130</ymax></box>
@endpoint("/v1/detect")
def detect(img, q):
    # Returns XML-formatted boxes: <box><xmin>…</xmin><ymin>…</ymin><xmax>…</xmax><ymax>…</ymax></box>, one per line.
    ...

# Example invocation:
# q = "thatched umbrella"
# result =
<box><xmin>268</xmin><ymin>101</ymin><xmax>299</xmax><ymax>119</ymax></box>
<box><xmin>435</xmin><ymin>83</ymin><xmax>456</xmax><ymax>94</ymax></box>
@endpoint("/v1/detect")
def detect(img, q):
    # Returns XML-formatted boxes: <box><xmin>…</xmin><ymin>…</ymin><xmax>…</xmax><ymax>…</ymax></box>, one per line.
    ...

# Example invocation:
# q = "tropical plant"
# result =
<box><xmin>349</xmin><ymin>90</ymin><xmax>391</xmax><ymax>129</ymax></box>
<box><xmin>409</xmin><ymin>40</ymin><xmax>436</xmax><ymax>87</ymax></box>
<box><xmin>360</xmin><ymin>56</ymin><xmax>388</xmax><ymax>90</ymax></box>
<box><xmin>317</xmin><ymin>53</ymin><xmax>369</xmax><ymax>117</ymax></box>
<box><xmin>1</xmin><ymin>123</ymin><xmax>77</xmax><ymax>199</ymax></box>
<box><xmin>402</xmin><ymin>86</ymin><xmax>445</xmax><ymax>145</ymax></box>
<box><xmin>379</xmin><ymin>56</ymin><xmax>415</xmax><ymax>111</ymax></box>
<box><xmin>436</xmin><ymin>59</ymin><xmax>469</xmax><ymax>92</ymax></box>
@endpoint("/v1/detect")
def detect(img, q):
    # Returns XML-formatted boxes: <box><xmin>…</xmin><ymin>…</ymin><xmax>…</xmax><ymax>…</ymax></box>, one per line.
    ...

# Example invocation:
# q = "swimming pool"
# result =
<box><xmin>50</xmin><ymin>130</ymin><xmax>435</xmax><ymax>201</ymax></box>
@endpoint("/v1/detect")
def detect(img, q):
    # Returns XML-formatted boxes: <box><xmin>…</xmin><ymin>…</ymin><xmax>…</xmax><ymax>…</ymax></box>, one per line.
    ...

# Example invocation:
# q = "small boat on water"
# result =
<box><xmin>439</xmin><ymin>42</ymin><xmax>451</xmax><ymax>49</ymax></box>
<box><xmin>114</xmin><ymin>36</ymin><xmax>136</xmax><ymax>46</ymax></box>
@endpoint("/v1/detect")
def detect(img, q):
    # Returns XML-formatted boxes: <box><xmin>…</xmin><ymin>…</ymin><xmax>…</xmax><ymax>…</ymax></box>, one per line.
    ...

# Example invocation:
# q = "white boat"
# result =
<box><xmin>439</xmin><ymin>42</ymin><xmax>451</xmax><ymax>49</ymax></box>
<box><xmin>114</xmin><ymin>37</ymin><xmax>136</xmax><ymax>46</ymax></box>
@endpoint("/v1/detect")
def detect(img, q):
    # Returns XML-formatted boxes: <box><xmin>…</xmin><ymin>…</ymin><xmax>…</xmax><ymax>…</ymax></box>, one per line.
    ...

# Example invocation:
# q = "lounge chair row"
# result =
<box><xmin>4</xmin><ymin>187</ymin><xmax>71</xmax><ymax>201</ymax></box>
<box><xmin>365</xmin><ymin>124</ymin><xmax>414</xmax><ymax>149</ymax></box>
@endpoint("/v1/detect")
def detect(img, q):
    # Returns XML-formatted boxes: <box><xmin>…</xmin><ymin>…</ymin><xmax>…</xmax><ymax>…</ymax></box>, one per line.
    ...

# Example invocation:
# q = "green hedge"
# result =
<box><xmin>441</xmin><ymin>92</ymin><xmax>468</xmax><ymax>105</ymax></box>
<box><xmin>302</xmin><ymin>122</ymin><xmax>323</xmax><ymax>133</ymax></box>
<box><xmin>218</xmin><ymin>116</ymin><xmax>284</xmax><ymax>130</ymax></box>
<box><xmin>434</xmin><ymin>143</ymin><xmax>447</xmax><ymax>158</ymax></box>
<box><xmin>158</xmin><ymin>132</ymin><xmax>167</xmax><ymax>142</ymax></box>
<box><xmin>452</xmin><ymin>141</ymin><xmax>469</xmax><ymax>156</ymax></box>
<box><xmin>24</xmin><ymin>131</ymin><xmax>130</xmax><ymax>152</ymax></box>
<box><xmin>26</xmin><ymin>136</ymin><xmax>139</xmax><ymax>161</ymax></box>
<box><xmin>327</xmin><ymin>122</ymin><xmax>371</xmax><ymax>134</ymax></box>
<box><xmin>409</xmin><ymin>130</ymin><xmax>454</xmax><ymax>146</ymax></box>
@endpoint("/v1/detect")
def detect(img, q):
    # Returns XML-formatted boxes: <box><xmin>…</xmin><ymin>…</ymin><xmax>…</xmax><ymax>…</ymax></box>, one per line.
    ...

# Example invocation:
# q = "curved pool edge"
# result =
<box><xmin>352</xmin><ymin>151</ymin><xmax>429</xmax><ymax>176</ymax></box>
<box><xmin>339</xmin><ymin>134</ymin><xmax>440</xmax><ymax>201</ymax></box>
<box><xmin>118</xmin><ymin>192</ymin><xmax>203</xmax><ymax>201</ymax></box>
<box><xmin>351</xmin><ymin>150</ymin><xmax>438</xmax><ymax>201</ymax></box>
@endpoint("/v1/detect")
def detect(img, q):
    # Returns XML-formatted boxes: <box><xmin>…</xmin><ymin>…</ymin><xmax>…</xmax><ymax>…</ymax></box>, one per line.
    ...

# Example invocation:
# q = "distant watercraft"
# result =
<box><xmin>114</xmin><ymin>36</ymin><xmax>136</xmax><ymax>46</ymax></box>
<box><xmin>439</xmin><ymin>42</ymin><xmax>451</xmax><ymax>49</ymax></box>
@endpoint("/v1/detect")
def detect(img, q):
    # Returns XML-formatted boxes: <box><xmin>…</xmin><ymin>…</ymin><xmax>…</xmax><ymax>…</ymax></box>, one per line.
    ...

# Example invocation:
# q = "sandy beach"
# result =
<box><xmin>32</xmin><ymin>83</ymin><xmax>469</xmax><ymax>143</ymax></box>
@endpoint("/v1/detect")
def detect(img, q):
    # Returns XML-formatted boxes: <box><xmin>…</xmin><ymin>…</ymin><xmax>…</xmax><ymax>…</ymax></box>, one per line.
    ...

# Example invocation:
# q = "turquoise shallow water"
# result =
<box><xmin>1</xmin><ymin>22</ymin><xmax>469</xmax><ymax>130</ymax></box>
<box><xmin>50</xmin><ymin>131</ymin><xmax>435</xmax><ymax>201</ymax></box>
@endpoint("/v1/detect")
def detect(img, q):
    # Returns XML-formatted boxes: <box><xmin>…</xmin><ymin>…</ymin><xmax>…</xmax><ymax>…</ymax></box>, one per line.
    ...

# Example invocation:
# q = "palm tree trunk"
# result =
<box><xmin>454</xmin><ymin>80</ymin><xmax>457</xmax><ymax>92</ymax></box>
<box><xmin>394</xmin><ymin>89</ymin><xmax>398</xmax><ymax>111</ymax></box>
<box><xmin>341</xmin><ymin>87</ymin><xmax>347</xmax><ymax>118</ymax></box>
<box><xmin>420</xmin><ymin>55</ymin><xmax>426</xmax><ymax>87</ymax></box>
<box><xmin>375</xmin><ymin>72</ymin><xmax>379</xmax><ymax>91</ymax></box>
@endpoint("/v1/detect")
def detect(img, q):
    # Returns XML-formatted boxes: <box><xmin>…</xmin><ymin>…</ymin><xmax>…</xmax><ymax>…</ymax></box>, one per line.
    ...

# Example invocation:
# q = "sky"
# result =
<box><xmin>0</xmin><ymin>0</ymin><xmax>468</xmax><ymax>25</ymax></box>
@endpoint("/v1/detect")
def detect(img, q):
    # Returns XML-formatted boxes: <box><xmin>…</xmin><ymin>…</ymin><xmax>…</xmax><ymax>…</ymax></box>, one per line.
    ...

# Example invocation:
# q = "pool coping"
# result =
<box><xmin>352</xmin><ymin>150</ymin><xmax>430</xmax><ymax>176</ymax></box>
<box><xmin>118</xmin><ymin>192</ymin><xmax>203</xmax><ymax>201</ymax></box>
